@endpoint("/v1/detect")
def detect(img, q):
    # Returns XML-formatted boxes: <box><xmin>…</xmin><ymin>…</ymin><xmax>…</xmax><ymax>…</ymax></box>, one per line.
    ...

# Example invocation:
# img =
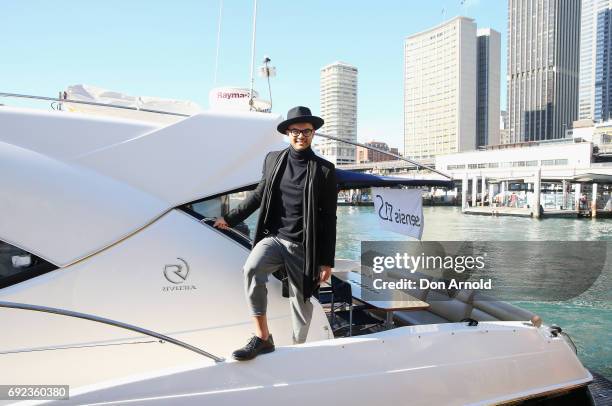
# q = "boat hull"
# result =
<box><xmin>23</xmin><ymin>322</ymin><xmax>592</xmax><ymax>406</ymax></box>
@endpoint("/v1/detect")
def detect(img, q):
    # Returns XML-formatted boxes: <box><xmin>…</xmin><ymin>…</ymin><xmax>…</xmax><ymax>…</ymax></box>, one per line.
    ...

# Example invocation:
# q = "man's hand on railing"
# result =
<box><xmin>213</xmin><ymin>217</ymin><xmax>230</xmax><ymax>230</ymax></box>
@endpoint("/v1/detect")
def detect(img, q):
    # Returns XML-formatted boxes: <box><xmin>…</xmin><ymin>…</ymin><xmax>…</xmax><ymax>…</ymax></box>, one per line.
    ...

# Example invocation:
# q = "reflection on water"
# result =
<box><xmin>336</xmin><ymin>205</ymin><xmax>612</xmax><ymax>379</ymax></box>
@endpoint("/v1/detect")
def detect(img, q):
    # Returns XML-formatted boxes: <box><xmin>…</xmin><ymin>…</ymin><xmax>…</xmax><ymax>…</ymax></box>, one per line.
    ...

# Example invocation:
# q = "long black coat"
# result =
<box><xmin>224</xmin><ymin>147</ymin><xmax>337</xmax><ymax>300</ymax></box>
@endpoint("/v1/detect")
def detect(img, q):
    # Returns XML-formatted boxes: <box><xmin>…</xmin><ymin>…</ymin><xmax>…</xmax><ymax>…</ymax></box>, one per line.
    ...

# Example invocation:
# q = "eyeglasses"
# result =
<box><xmin>287</xmin><ymin>128</ymin><xmax>314</xmax><ymax>138</ymax></box>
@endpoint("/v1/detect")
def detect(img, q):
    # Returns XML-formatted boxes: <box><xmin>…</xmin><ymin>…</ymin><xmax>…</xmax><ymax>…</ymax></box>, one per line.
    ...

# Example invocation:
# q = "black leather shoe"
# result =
<box><xmin>232</xmin><ymin>335</ymin><xmax>275</xmax><ymax>361</ymax></box>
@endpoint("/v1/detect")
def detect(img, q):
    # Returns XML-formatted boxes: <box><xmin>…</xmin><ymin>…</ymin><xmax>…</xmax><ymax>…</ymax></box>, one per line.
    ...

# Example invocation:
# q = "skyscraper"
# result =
<box><xmin>318</xmin><ymin>61</ymin><xmax>358</xmax><ymax>165</ymax></box>
<box><xmin>500</xmin><ymin>110</ymin><xmax>510</xmax><ymax>144</ymax></box>
<box><xmin>507</xmin><ymin>0</ymin><xmax>581</xmax><ymax>142</ymax></box>
<box><xmin>580</xmin><ymin>0</ymin><xmax>612</xmax><ymax>122</ymax></box>
<box><xmin>404</xmin><ymin>16</ymin><xmax>478</xmax><ymax>160</ymax></box>
<box><xmin>477</xmin><ymin>28</ymin><xmax>501</xmax><ymax>147</ymax></box>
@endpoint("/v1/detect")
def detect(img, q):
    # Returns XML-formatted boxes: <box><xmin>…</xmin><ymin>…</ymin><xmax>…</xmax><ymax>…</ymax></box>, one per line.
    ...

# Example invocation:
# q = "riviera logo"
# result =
<box><xmin>162</xmin><ymin>258</ymin><xmax>197</xmax><ymax>292</ymax></box>
<box><xmin>163</xmin><ymin>258</ymin><xmax>190</xmax><ymax>284</ymax></box>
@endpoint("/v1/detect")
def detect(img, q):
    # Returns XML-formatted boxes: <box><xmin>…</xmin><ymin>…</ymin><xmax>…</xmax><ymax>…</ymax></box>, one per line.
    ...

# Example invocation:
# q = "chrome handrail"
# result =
<box><xmin>0</xmin><ymin>301</ymin><xmax>225</xmax><ymax>362</ymax></box>
<box><xmin>314</xmin><ymin>131</ymin><xmax>453</xmax><ymax>179</ymax></box>
<box><xmin>0</xmin><ymin>92</ymin><xmax>190</xmax><ymax>117</ymax></box>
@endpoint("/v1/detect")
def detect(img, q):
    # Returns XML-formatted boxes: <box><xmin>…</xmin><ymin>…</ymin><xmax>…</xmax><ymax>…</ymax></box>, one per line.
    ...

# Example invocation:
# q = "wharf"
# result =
<box><xmin>463</xmin><ymin>206</ymin><xmax>592</xmax><ymax>218</ymax></box>
<box><xmin>464</xmin><ymin>206</ymin><xmax>612</xmax><ymax>218</ymax></box>
<box><xmin>463</xmin><ymin>207</ymin><xmax>533</xmax><ymax>217</ymax></box>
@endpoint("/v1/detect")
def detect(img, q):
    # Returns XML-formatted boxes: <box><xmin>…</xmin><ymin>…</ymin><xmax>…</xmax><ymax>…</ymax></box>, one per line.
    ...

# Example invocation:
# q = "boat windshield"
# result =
<box><xmin>182</xmin><ymin>186</ymin><xmax>259</xmax><ymax>242</ymax></box>
<box><xmin>0</xmin><ymin>241</ymin><xmax>57</xmax><ymax>289</ymax></box>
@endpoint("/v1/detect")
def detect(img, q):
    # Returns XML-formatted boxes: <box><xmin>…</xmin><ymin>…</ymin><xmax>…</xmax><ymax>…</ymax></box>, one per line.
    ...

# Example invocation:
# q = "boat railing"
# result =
<box><xmin>0</xmin><ymin>92</ymin><xmax>190</xmax><ymax>117</ymax></box>
<box><xmin>0</xmin><ymin>300</ymin><xmax>225</xmax><ymax>362</ymax></box>
<box><xmin>314</xmin><ymin>131</ymin><xmax>453</xmax><ymax>179</ymax></box>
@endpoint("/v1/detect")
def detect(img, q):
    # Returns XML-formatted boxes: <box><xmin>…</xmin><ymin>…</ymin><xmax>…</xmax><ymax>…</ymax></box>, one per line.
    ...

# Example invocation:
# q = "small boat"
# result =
<box><xmin>0</xmin><ymin>94</ymin><xmax>593</xmax><ymax>405</ymax></box>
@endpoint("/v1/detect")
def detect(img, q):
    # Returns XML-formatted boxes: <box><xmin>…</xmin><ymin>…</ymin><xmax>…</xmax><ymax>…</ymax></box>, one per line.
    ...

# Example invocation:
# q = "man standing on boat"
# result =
<box><xmin>214</xmin><ymin>106</ymin><xmax>337</xmax><ymax>361</ymax></box>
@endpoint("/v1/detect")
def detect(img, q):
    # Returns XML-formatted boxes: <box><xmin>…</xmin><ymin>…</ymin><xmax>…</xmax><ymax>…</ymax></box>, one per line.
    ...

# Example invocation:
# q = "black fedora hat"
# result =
<box><xmin>277</xmin><ymin>106</ymin><xmax>324</xmax><ymax>134</ymax></box>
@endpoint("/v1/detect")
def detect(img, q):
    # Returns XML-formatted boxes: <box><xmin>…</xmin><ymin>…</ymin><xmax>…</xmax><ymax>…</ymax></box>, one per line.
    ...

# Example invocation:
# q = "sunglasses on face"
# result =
<box><xmin>287</xmin><ymin>128</ymin><xmax>314</xmax><ymax>138</ymax></box>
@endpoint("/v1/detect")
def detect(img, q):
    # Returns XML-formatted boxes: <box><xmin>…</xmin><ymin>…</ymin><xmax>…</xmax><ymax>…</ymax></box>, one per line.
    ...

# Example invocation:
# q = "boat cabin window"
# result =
<box><xmin>180</xmin><ymin>186</ymin><xmax>259</xmax><ymax>247</ymax></box>
<box><xmin>0</xmin><ymin>241</ymin><xmax>57</xmax><ymax>289</ymax></box>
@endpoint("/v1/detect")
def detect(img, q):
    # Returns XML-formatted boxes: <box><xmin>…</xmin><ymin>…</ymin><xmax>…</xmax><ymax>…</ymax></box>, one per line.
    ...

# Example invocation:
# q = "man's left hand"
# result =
<box><xmin>319</xmin><ymin>265</ymin><xmax>332</xmax><ymax>285</ymax></box>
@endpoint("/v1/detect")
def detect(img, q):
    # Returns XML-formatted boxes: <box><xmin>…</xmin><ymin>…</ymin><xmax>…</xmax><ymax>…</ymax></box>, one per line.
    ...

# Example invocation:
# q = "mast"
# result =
<box><xmin>248</xmin><ymin>0</ymin><xmax>258</xmax><ymax>111</ymax></box>
<box><xmin>213</xmin><ymin>0</ymin><xmax>224</xmax><ymax>86</ymax></box>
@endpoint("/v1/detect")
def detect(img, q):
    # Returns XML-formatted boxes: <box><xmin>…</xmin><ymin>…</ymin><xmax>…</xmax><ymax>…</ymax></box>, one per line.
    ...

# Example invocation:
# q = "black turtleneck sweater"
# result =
<box><xmin>269</xmin><ymin>146</ymin><xmax>314</xmax><ymax>243</ymax></box>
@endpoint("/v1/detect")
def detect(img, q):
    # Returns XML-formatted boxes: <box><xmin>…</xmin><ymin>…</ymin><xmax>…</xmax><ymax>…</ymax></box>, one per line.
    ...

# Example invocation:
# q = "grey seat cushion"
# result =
<box><xmin>469</xmin><ymin>307</ymin><xmax>498</xmax><ymax>321</ymax></box>
<box><xmin>394</xmin><ymin>310</ymin><xmax>449</xmax><ymax>326</ymax></box>
<box><xmin>455</xmin><ymin>289</ymin><xmax>476</xmax><ymax>304</ymax></box>
<box><xmin>472</xmin><ymin>293</ymin><xmax>535</xmax><ymax>321</ymax></box>
<box><xmin>427</xmin><ymin>290</ymin><xmax>472</xmax><ymax>322</ymax></box>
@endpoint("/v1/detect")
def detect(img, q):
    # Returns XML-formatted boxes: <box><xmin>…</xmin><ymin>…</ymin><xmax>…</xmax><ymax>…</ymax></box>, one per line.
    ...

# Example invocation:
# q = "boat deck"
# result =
<box><xmin>325</xmin><ymin>310</ymin><xmax>612</xmax><ymax>405</ymax></box>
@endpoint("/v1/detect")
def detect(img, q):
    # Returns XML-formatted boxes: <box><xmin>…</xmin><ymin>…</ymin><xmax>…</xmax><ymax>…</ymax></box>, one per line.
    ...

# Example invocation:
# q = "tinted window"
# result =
<box><xmin>181</xmin><ymin>186</ymin><xmax>259</xmax><ymax>245</ymax></box>
<box><xmin>0</xmin><ymin>241</ymin><xmax>57</xmax><ymax>289</ymax></box>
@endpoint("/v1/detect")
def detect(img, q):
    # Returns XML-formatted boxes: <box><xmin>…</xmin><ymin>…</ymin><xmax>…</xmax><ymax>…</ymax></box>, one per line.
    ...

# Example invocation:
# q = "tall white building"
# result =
<box><xmin>404</xmin><ymin>16</ymin><xmax>478</xmax><ymax>160</ymax></box>
<box><xmin>579</xmin><ymin>0</ymin><xmax>612</xmax><ymax>122</ymax></box>
<box><xmin>477</xmin><ymin>28</ymin><xmax>501</xmax><ymax>147</ymax></box>
<box><xmin>500</xmin><ymin>110</ymin><xmax>509</xmax><ymax>129</ymax></box>
<box><xmin>507</xmin><ymin>0</ymin><xmax>581</xmax><ymax>142</ymax></box>
<box><xmin>318</xmin><ymin>61</ymin><xmax>358</xmax><ymax>165</ymax></box>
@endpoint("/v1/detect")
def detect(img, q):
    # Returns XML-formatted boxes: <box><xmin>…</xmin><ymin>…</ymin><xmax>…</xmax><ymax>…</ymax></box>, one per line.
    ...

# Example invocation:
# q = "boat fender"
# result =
<box><xmin>530</xmin><ymin>315</ymin><xmax>543</xmax><ymax>328</ymax></box>
<box><xmin>460</xmin><ymin>318</ymin><xmax>478</xmax><ymax>327</ymax></box>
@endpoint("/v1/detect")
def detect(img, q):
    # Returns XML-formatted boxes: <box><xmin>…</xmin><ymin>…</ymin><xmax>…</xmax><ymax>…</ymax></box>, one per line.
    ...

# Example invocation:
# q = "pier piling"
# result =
<box><xmin>472</xmin><ymin>175</ymin><xmax>478</xmax><ymax>207</ymax></box>
<box><xmin>592</xmin><ymin>183</ymin><xmax>598</xmax><ymax>218</ymax></box>
<box><xmin>481</xmin><ymin>176</ymin><xmax>486</xmax><ymax>206</ymax></box>
<box><xmin>462</xmin><ymin>173</ymin><xmax>468</xmax><ymax>212</ymax></box>
<box><xmin>533</xmin><ymin>169</ymin><xmax>541</xmax><ymax>218</ymax></box>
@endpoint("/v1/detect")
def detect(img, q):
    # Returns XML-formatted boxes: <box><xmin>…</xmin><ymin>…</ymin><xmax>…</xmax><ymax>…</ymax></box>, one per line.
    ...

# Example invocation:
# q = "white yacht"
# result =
<box><xmin>0</xmin><ymin>95</ymin><xmax>593</xmax><ymax>405</ymax></box>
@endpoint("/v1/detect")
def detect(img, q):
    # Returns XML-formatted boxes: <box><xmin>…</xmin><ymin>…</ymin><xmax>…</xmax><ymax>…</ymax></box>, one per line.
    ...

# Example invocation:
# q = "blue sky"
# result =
<box><xmin>2</xmin><ymin>0</ymin><xmax>507</xmax><ymax>151</ymax></box>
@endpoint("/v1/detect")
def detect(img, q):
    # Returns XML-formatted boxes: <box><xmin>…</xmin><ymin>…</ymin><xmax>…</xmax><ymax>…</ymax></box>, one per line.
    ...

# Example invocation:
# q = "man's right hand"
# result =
<box><xmin>213</xmin><ymin>217</ymin><xmax>230</xmax><ymax>230</ymax></box>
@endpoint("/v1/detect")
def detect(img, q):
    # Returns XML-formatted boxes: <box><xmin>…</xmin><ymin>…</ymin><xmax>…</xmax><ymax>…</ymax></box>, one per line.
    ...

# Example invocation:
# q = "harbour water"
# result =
<box><xmin>335</xmin><ymin>205</ymin><xmax>611</xmax><ymax>379</ymax></box>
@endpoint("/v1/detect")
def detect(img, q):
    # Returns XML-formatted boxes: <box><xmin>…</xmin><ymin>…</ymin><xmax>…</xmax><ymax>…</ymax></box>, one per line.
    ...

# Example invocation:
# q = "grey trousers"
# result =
<box><xmin>243</xmin><ymin>235</ymin><xmax>313</xmax><ymax>344</ymax></box>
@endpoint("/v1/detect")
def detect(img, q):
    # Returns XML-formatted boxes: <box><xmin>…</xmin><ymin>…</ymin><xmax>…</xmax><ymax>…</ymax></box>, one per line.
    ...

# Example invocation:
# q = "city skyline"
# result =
<box><xmin>1</xmin><ymin>0</ymin><xmax>507</xmax><ymax>154</ymax></box>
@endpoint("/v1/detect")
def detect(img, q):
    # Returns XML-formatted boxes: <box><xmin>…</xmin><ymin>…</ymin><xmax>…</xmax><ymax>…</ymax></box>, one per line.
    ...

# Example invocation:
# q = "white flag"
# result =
<box><xmin>372</xmin><ymin>188</ymin><xmax>424</xmax><ymax>239</ymax></box>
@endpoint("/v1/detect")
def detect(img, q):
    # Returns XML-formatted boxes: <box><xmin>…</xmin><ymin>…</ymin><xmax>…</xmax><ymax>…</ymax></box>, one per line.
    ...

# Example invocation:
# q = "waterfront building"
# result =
<box><xmin>318</xmin><ymin>61</ymin><xmax>358</xmax><ymax>165</ymax></box>
<box><xmin>507</xmin><ymin>0</ymin><xmax>581</xmax><ymax>142</ymax></box>
<box><xmin>353</xmin><ymin>142</ymin><xmax>400</xmax><ymax>163</ymax></box>
<box><xmin>436</xmin><ymin>139</ymin><xmax>593</xmax><ymax>178</ymax></box>
<box><xmin>477</xmin><ymin>28</ymin><xmax>501</xmax><ymax>148</ymax></box>
<box><xmin>404</xmin><ymin>16</ymin><xmax>477</xmax><ymax>160</ymax></box>
<box><xmin>580</xmin><ymin>0</ymin><xmax>612</xmax><ymax>122</ymax></box>
<box><xmin>404</xmin><ymin>17</ymin><xmax>500</xmax><ymax>160</ymax></box>
<box><xmin>364</xmin><ymin>141</ymin><xmax>400</xmax><ymax>162</ymax></box>
<box><xmin>356</xmin><ymin>145</ymin><xmax>369</xmax><ymax>163</ymax></box>
<box><xmin>570</xmin><ymin>119</ymin><xmax>612</xmax><ymax>154</ymax></box>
